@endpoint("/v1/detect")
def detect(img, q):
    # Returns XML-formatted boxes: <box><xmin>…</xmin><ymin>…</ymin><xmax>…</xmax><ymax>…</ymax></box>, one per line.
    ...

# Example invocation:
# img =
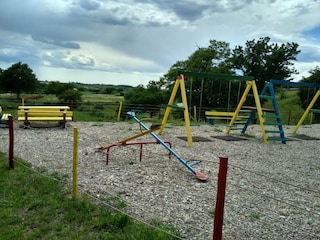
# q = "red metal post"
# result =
<box><xmin>139</xmin><ymin>144</ymin><xmax>143</xmax><ymax>161</ymax></box>
<box><xmin>213</xmin><ymin>156</ymin><xmax>229</xmax><ymax>240</ymax></box>
<box><xmin>70</xmin><ymin>100</ymin><xmax>74</xmax><ymax>121</ymax></box>
<box><xmin>8</xmin><ymin>116</ymin><xmax>14</xmax><ymax>169</ymax></box>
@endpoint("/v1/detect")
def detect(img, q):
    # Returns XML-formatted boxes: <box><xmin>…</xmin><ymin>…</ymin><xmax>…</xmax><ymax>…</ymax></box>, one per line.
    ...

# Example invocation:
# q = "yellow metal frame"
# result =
<box><xmin>117</xmin><ymin>125</ymin><xmax>161</xmax><ymax>145</ymax></box>
<box><xmin>226</xmin><ymin>80</ymin><xmax>269</xmax><ymax>144</ymax></box>
<box><xmin>205</xmin><ymin>111</ymin><xmax>235</xmax><ymax>117</ymax></box>
<box><xmin>293</xmin><ymin>90</ymin><xmax>320</xmax><ymax>134</ymax></box>
<box><xmin>159</xmin><ymin>74</ymin><xmax>193</xmax><ymax>146</ymax></box>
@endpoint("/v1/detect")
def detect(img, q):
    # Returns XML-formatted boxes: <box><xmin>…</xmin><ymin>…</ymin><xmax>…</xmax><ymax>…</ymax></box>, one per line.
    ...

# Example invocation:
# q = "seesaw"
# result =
<box><xmin>127</xmin><ymin>111</ymin><xmax>208</xmax><ymax>181</ymax></box>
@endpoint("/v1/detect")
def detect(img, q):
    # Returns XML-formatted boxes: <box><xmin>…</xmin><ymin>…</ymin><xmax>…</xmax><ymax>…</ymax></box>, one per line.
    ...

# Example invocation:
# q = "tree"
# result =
<box><xmin>298</xmin><ymin>67</ymin><xmax>320</xmax><ymax>110</ymax></box>
<box><xmin>124</xmin><ymin>81</ymin><xmax>168</xmax><ymax>106</ymax></box>
<box><xmin>231</xmin><ymin>37</ymin><xmax>301</xmax><ymax>91</ymax></box>
<box><xmin>159</xmin><ymin>40</ymin><xmax>234</xmax><ymax>110</ymax></box>
<box><xmin>44</xmin><ymin>81</ymin><xmax>81</xmax><ymax>102</ymax></box>
<box><xmin>58</xmin><ymin>88</ymin><xmax>82</xmax><ymax>102</ymax></box>
<box><xmin>0</xmin><ymin>62</ymin><xmax>39</xmax><ymax>98</ymax></box>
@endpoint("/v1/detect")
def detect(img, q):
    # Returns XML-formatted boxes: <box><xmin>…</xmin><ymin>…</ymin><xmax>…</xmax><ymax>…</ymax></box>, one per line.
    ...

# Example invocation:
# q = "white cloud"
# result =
<box><xmin>0</xmin><ymin>0</ymin><xmax>320</xmax><ymax>86</ymax></box>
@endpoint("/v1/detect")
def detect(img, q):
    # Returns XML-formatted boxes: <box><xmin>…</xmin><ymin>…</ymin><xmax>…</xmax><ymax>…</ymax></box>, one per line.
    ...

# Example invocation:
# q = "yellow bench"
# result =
<box><xmin>18</xmin><ymin>106</ymin><xmax>73</xmax><ymax>128</ymax></box>
<box><xmin>0</xmin><ymin>106</ymin><xmax>11</xmax><ymax>126</ymax></box>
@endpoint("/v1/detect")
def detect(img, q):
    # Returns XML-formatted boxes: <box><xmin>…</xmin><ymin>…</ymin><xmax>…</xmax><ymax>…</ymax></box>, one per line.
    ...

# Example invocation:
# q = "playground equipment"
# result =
<box><xmin>260</xmin><ymin>79</ymin><xmax>320</xmax><ymax>134</ymax></box>
<box><xmin>168</xmin><ymin>71</ymin><xmax>277</xmax><ymax>144</ymax></box>
<box><xmin>160</xmin><ymin>71</ymin><xmax>316</xmax><ymax>144</ymax></box>
<box><xmin>128</xmin><ymin>111</ymin><xmax>208</xmax><ymax>181</ymax></box>
<box><xmin>159</xmin><ymin>71</ymin><xmax>252</xmax><ymax>146</ymax></box>
<box><xmin>159</xmin><ymin>74</ymin><xmax>193</xmax><ymax>146</ymax></box>
<box><xmin>99</xmin><ymin>122</ymin><xmax>172</xmax><ymax>164</ymax></box>
<box><xmin>224</xmin><ymin>78</ymin><xmax>284</xmax><ymax>144</ymax></box>
<box><xmin>228</xmin><ymin>79</ymin><xmax>320</xmax><ymax>143</ymax></box>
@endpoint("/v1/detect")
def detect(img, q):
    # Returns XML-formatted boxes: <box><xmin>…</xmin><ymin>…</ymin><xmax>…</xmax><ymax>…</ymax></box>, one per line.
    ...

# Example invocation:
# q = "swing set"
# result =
<box><xmin>159</xmin><ymin>71</ymin><xmax>320</xmax><ymax>144</ymax></box>
<box><xmin>159</xmin><ymin>71</ymin><xmax>264</xmax><ymax>145</ymax></box>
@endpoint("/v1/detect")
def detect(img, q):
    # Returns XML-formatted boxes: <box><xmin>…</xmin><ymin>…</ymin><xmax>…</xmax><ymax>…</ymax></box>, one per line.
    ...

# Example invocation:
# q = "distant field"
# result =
<box><xmin>0</xmin><ymin>90</ymin><xmax>316</xmax><ymax>124</ymax></box>
<box><xmin>81</xmin><ymin>93</ymin><xmax>124</xmax><ymax>102</ymax></box>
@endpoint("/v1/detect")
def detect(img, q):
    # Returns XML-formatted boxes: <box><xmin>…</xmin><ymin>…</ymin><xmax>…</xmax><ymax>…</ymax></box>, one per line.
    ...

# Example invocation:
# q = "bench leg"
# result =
<box><xmin>61</xmin><ymin>112</ymin><xmax>67</xmax><ymax>128</ymax></box>
<box><xmin>24</xmin><ymin>111</ymin><xmax>30</xmax><ymax>128</ymax></box>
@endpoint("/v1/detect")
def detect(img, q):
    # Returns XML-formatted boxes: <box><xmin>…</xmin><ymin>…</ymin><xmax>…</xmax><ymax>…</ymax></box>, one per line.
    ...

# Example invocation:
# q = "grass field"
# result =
<box><xmin>0</xmin><ymin>153</ymin><xmax>180</xmax><ymax>239</ymax></box>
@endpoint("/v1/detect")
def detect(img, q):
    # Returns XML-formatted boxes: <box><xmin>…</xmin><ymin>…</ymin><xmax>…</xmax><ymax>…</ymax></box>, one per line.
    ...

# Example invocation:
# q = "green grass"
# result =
<box><xmin>0</xmin><ymin>152</ymin><xmax>180</xmax><ymax>240</ymax></box>
<box><xmin>82</xmin><ymin>93</ymin><xmax>124</xmax><ymax>103</ymax></box>
<box><xmin>264</xmin><ymin>90</ymin><xmax>310</xmax><ymax>125</ymax></box>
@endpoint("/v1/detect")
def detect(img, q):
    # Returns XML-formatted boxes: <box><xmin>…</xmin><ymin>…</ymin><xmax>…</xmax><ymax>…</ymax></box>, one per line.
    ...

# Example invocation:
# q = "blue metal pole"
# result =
<box><xmin>127</xmin><ymin>111</ymin><xmax>196</xmax><ymax>175</ymax></box>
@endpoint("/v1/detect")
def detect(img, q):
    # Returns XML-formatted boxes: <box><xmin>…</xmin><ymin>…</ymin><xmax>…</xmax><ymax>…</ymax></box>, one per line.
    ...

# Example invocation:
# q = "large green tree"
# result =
<box><xmin>125</xmin><ymin>81</ymin><xmax>168</xmax><ymax>105</ymax></box>
<box><xmin>159</xmin><ymin>40</ymin><xmax>235</xmax><ymax>110</ymax></box>
<box><xmin>231</xmin><ymin>37</ymin><xmax>301</xmax><ymax>91</ymax></box>
<box><xmin>0</xmin><ymin>62</ymin><xmax>39</xmax><ymax>98</ymax></box>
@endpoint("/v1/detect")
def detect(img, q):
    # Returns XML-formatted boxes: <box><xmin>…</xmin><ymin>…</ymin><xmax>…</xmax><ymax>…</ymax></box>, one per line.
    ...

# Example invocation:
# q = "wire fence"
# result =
<box><xmin>1</xmin><ymin>96</ymin><xmax>319</xmax><ymax>125</ymax></box>
<box><xmin>10</xmin><ymin>148</ymin><xmax>320</xmax><ymax>239</ymax></box>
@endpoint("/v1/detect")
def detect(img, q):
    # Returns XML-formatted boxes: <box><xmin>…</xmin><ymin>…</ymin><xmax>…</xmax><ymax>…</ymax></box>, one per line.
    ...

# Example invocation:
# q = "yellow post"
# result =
<box><xmin>22</xmin><ymin>98</ymin><xmax>24</xmax><ymax>106</ymax></box>
<box><xmin>226</xmin><ymin>81</ymin><xmax>252</xmax><ymax>134</ymax></box>
<box><xmin>72</xmin><ymin>127</ymin><xmax>79</xmax><ymax>200</ymax></box>
<box><xmin>117</xmin><ymin>101</ymin><xmax>123</xmax><ymax>121</ymax></box>
<box><xmin>159</xmin><ymin>74</ymin><xmax>193</xmax><ymax>146</ymax></box>
<box><xmin>193</xmin><ymin>106</ymin><xmax>197</xmax><ymax>122</ymax></box>
<box><xmin>251</xmin><ymin>81</ymin><xmax>268</xmax><ymax>144</ymax></box>
<box><xmin>293</xmin><ymin>90</ymin><xmax>320</xmax><ymax>134</ymax></box>
<box><xmin>159</xmin><ymin>78</ymin><xmax>180</xmax><ymax>134</ymax></box>
<box><xmin>179</xmin><ymin>75</ymin><xmax>193</xmax><ymax>147</ymax></box>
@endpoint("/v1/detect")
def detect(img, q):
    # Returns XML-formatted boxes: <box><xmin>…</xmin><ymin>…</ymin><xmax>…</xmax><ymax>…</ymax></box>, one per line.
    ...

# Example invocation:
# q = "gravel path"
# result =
<box><xmin>0</xmin><ymin>121</ymin><xmax>319</xmax><ymax>239</ymax></box>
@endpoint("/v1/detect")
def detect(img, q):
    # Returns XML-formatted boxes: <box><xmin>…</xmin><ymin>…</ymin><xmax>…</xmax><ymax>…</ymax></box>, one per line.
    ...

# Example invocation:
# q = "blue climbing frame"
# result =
<box><xmin>127</xmin><ymin>111</ymin><xmax>208</xmax><ymax>181</ymax></box>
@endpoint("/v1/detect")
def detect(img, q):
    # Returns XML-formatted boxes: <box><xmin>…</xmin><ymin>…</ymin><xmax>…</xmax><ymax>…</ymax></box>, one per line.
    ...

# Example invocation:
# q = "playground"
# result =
<box><xmin>0</xmin><ymin>121</ymin><xmax>319</xmax><ymax>239</ymax></box>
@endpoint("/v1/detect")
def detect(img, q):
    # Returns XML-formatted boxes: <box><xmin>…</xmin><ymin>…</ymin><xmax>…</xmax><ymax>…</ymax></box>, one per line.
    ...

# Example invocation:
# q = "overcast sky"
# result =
<box><xmin>0</xmin><ymin>0</ymin><xmax>320</xmax><ymax>86</ymax></box>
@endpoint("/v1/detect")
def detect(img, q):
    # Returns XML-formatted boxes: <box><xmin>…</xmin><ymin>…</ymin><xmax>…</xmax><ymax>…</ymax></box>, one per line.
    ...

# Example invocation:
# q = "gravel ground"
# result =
<box><xmin>0</xmin><ymin>121</ymin><xmax>319</xmax><ymax>239</ymax></box>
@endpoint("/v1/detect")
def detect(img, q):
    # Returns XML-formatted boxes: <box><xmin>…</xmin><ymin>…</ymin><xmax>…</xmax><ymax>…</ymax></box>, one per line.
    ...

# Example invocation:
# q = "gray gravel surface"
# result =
<box><xmin>0</xmin><ymin>122</ymin><xmax>319</xmax><ymax>239</ymax></box>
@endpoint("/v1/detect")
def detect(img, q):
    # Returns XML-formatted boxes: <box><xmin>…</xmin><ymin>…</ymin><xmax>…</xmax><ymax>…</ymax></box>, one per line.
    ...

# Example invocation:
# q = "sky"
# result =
<box><xmin>0</xmin><ymin>0</ymin><xmax>320</xmax><ymax>87</ymax></box>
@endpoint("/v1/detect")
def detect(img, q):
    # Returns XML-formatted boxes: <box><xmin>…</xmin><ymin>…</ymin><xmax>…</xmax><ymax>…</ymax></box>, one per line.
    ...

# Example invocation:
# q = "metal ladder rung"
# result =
<box><xmin>259</xmin><ymin>95</ymin><xmax>273</xmax><ymax>99</ymax></box>
<box><xmin>265</xmin><ymin>130</ymin><xmax>284</xmax><ymax>134</ymax></box>
<box><xmin>264</xmin><ymin>122</ymin><xmax>282</xmax><ymax>126</ymax></box>
<box><xmin>262</xmin><ymin>114</ymin><xmax>279</xmax><ymax>119</ymax></box>
<box><xmin>236</xmin><ymin>116</ymin><xmax>250</xmax><ymax>119</ymax></box>
<box><xmin>234</xmin><ymin>121</ymin><xmax>247</xmax><ymax>124</ymax></box>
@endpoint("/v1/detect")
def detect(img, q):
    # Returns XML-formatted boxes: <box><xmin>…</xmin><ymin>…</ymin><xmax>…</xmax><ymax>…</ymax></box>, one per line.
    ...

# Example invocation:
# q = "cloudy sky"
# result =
<box><xmin>0</xmin><ymin>0</ymin><xmax>320</xmax><ymax>86</ymax></box>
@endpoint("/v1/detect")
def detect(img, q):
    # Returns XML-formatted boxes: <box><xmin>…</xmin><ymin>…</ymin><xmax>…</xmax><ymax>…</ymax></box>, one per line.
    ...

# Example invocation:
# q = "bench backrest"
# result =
<box><xmin>18</xmin><ymin>106</ymin><xmax>73</xmax><ymax>118</ymax></box>
<box><xmin>18</xmin><ymin>106</ymin><xmax>70</xmax><ymax>111</ymax></box>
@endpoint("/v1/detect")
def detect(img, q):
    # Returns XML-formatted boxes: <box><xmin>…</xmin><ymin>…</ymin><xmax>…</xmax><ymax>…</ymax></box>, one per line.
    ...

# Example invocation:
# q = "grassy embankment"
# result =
<box><xmin>0</xmin><ymin>153</ymin><xmax>180</xmax><ymax>239</ymax></box>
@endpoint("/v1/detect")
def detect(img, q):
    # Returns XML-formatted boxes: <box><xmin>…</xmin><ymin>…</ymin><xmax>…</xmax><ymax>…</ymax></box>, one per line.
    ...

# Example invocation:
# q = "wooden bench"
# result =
<box><xmin>0</xmin><ymin>106</ymin><xmax>11</xmax><ymax>126</ymax></box>
<box><xmin>18</xmin><ymin>106</ymin><xmax>73</xmax><ymax>128</ymax></box>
